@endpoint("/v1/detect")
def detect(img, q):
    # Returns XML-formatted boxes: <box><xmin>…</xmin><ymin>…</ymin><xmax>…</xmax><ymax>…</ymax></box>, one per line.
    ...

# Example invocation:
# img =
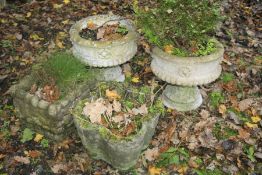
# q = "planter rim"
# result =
<box><xmin>151</xmin><ymin>39</ymin><xmax>224</xmax><ymax>63</ymax></box>
<box><xmin>73</xmin><ymin>99</ymin><xmax>160</xmax><ymax>143</ymax></box>
<box><xmin>70</xmin><ymin>14</ymin><xmax>138</xmax><ymax>48</ymax></box>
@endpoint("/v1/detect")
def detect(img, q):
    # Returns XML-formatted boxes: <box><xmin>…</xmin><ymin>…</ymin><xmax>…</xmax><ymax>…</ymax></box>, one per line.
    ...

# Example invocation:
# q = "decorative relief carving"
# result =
<box><xmin>97</xmin><ymin>48</ymin><xmax>111</xmax><ymax>60</ymax></box>
<box><xmin>178</xmin><ymin>66</ymin><xmax>192</xmax><ymax>78</ymax></box>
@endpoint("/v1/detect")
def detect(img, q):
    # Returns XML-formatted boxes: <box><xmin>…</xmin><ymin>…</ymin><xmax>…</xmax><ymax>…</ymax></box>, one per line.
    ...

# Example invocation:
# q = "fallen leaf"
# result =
<box><xmin>87</xmin><ymin>21</ymin><xmax>96</xmax><ymax>30</ymax></box>
<box><xmin>55</xmin><ymin>38</ymin><xmax>65</xmax><ymax>49</ymax></box>
<box><xmin>131</xmin><ymin>77</ymin><xmax>140</xmax><ymax>83</ymax></box>
<box><xmin>34</xmin><ymin>133</ymin><xmax>44</xmax><ymax>142</ymax></box>
<box><xmin>82</xmin><ymin>99</ymin><xmax>107</xmax><ymax>124</ymax></box>
<box><xmin>112</xmin><ymin>114</ymin><xmax>126</xmax><ymax>123</ymax></box>
<box><xmin>30</xmin><ymin>33</ymin><xmax>44</xmax><ymax>41</ymax></box>
<box><xmin>239</xmin><ymin>99</ymin><xmax>253</xmax><ymax>111</ymax></box>
<box><xmin>28</xmin><ymin>150</ymin><xmax>41</xmax><ymax>158</ymax></box>
<box><xmin>131</xmin><ymin>104</ymin><xmax>148</xmax><ymax>115</ymax></box>
<box><xmin>53</xmin><ymin>3</ymin><xmax>63</xmax><ymax>9</ymax></box>
<box><xmin>106</xmin><ymin>89</ymin><xmax>121</xmax><ymax>100</ymax></box>
<box><xmin>112</xmin><ymin>100</ymin><xmax>121</xmax><ymax>112</ymax></box>
<box><xmin>200</xmin><ymin>109</ymin><xmax>210</xmax><ymax>119</ymax></box>
<box><xmin>14</xmin><ymin>156</ymin><xmax>30</xmax><ymax>164</ymax></box>
<box><xmin>51</xmin><ymin>163</ymin><xmax>68</xmax><ymax>173</ymax></box>
<box><xmin>245</xmin><ymin>122</ymin><xmax>258</xmax><ymax>128</ymax></box>
<box><xmin>251</xmin><ymin>116</ymin><xmax>261</xmax><ymax>123</ymax></box>
<box><xmin>144</xmin><ymin>147</ymin><xmax>159</xmax><ymax>161</ymax></box>
<box><xmin>62</xmin><ymin>19</ymin><xmax>69</xmax><ymax>25</ymax></box>
<box><xmin>26</xmin><ymin>12</ymin><xmax>32</xmax><ymax>18</ymax></box>
<box><xmin>218</xmin><ymin>104</ymin><xmax>227</xmax><ymax>118</ymax></box>
<box><xmin>163</xmin><ymin>44</ymin><xmax>174</xmax><ymax>54</ymax></box>
<box><xmin>237</xmin><ymin>128</ymin><xmax>250</xmax><ymax>140</ymax></box>
<box><xmin>63</xmin><ymin>0</ymin><xmax>70</xmax><ymax>4</ymax></box>
<box><xmin>148</xmin><ymin>166</ymin><xmax>161</xmax><ymax>175</ymax></box>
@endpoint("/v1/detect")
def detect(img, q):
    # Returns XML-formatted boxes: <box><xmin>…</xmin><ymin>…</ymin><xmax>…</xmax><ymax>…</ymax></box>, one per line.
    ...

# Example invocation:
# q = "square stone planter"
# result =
<box><xmin>72</xmin><ymin>96</ymin><xmax>162</xmax><ymax>170</ymax></box>
<box><xmin>11</xmin><ymin>68</ymin><xmax>112</xmax><ymax>141</ymax></box>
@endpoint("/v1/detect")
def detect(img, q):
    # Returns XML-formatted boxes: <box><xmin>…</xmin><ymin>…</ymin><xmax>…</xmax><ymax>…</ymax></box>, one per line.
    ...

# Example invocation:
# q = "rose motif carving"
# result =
<box><xmin>178</xmin><ymin>66</ymin><xmax>192</xmax><ymax>78</ymax></box>
<box><xmin>97</xmin><ymin>48</ymin><xmax>111</xmax><ymax>59</ymax></box>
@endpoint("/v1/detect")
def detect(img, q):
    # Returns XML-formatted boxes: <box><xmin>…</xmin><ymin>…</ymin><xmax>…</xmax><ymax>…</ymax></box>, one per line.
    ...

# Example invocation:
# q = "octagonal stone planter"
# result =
<box><xmin>10</xmin><ymin>68</ymin><xmax>114</xmax><ymax>141</ymax></box>
<box><xmin>72</xmin><ymin>100</ymin><xmax>160</xmax><ymax>170</ymax></box>
<box><xmin>70</xmin><ymin>15</ymin><xmax>138</xmax><ymax>82</ymax></box>
<box><xmin>151</xmin><ymin>40</ymin><xmax>224</xmax><ymax>111</ymax></box>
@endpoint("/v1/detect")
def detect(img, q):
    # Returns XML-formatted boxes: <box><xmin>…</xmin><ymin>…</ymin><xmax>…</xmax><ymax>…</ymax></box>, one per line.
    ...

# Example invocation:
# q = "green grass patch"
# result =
<box><xmin>32</xmin><ymin>52</ymin><xmax>92</xmax><ymax>96</ymax></box>
<box><xmin>212</xmin><ymin>122</ymin><xmax>238</xmax><ymax>140</ymax></box>
<box><xmin>209</xmin><ymin>91</ymin><xmax>224</xmax><ymax>108</ymax></box>
<box><xmin>220</xmin><ymin>73</ymin><xmax>234</xmax><ymax>83</ymax></box>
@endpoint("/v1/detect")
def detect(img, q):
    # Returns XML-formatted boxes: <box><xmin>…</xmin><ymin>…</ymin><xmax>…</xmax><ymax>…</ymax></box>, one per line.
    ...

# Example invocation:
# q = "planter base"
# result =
<box><xmin>96</xmin><ymin>66</ymin><xmax>125</xmax><ymax>82</ymax></box>
<box><xmin>162</xmin><ymin>85</ymin><xmax>202</xmax><ymax>111</ymax></box>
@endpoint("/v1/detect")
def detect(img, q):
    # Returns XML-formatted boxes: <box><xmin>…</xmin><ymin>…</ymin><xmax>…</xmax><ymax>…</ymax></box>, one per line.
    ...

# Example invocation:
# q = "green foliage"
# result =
<box><xmin>244</xmin><ymin>145</ymin><xmax>256</xmax><ymax>162</ymax></box>
<box><xmin>221</xmin><ymin>73</ymin><xmax>234</xmax><ymax>83</ymax></box>
<box><xmin>0</xmin><ymin>121</ymin><xmax>11</xmax><ymax>139</ymax></box>
<box><xmin>32</xmin><ymin>52</ymin><xmax>91</xmax><ymax>95</ymax></box>
<box><xmin>0</xmin><ymin>40</ymin><xmax>12</xmax><ymax>48</ymax></box>
<box><xmin>194</xmin><ymin>168</ymin><xmax>224</xmax><ymax>175</ymax></box>
<box><xmin>209</xmin><ymin>91</ymin><xmax>224</xmax><ymax>108</ymax></box>
<box><xmin>21</xmin><ymin>128</ymin><xmax>34</xmax><ymax>143</ymax></box>
<box><xmin>116</xmin><ymin>25</ymin><xmax>129</xmax><ymax>35</ymax></box>
<box><xmin>40</xmin><ymin>139</ymin><xmax>49</xmax><ymax>148</ymax></box>
<box><xmin>134</xmin><ymin>0</ymin><xmax>221</xmax><ymax>56</ymax></box>
<box><xmin>157</xmin><ymin>147</ymin><xmax>189</xmax><ymax>167</ymax></box>
<box><xmin>212</xmin><ymin>122</ymin><xmax>238</xmax><ymax>140</ymax></box>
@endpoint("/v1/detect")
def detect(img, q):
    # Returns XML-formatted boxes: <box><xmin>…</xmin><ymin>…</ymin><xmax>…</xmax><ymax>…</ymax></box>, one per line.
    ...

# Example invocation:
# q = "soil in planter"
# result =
<box><xmin>30</xmin><ymin>52</ymin><xmax>94</xmax><ymax>102</ymax></box>
<box><xmin>79</xmin><ymin>21</ymin><xmax>128</xmax><ymax>41</ymax></box>
<box><xmin>75</xmin><ymin>81</ymin><xmax>164</xmax><ymax>138</ymax></box>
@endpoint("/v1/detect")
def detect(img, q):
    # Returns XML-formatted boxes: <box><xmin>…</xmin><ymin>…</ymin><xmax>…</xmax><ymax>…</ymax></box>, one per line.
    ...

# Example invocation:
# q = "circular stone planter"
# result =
<box><xmin>70</xmin><ymin>14</ymin><xmax>138</xmax><ymax>82</ymax></box>
<box><xmin>151</xmin><ymin>40</ymin><xmax>224</xmax><ymax>111</ymax></box>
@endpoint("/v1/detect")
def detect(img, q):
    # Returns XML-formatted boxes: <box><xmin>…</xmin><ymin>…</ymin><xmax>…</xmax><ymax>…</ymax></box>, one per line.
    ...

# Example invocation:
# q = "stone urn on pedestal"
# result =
<box><xmin>151</xmin><ymin>40</ymin><xmax>224</xmax><ymax>111</ymax></box>
<box><xmin>70</xmin><ymin>14</ymin><xmax>138</xmax><ymax>82</ymax></box>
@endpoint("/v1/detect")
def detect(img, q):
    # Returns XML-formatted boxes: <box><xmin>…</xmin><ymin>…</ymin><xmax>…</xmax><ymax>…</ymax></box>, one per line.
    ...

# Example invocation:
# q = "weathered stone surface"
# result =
<box><xmin>11</xmin><ymin>68</ymin><xmax>110</xmax><ymax>141</ymax></box>
<box><xmin>70</xmin><ymin>14</ymin><xmax>138</xmax><ymax>68</ymax></box>
<box><xmin>73</xmin><ymin>112</ymin><xmax>159</xmax><ymax>170</ymax></box>
<box><xmin>95</xmin><ymin>66</ymin><xmax>125</xmax><ymax>82</ymax></box>
<box><xmin>162</xmin><ymin>85</ymin><xmax>202</xmax><ymax>111</ymax></box>
<box><xmin>151</xmin><ymin>40</ymin><xmax>224</xmax><ymax>86</ymax></box>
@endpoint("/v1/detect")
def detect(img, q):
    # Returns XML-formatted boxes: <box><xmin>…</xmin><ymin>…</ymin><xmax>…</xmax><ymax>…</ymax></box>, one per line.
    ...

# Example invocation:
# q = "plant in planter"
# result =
<box><xmin>72</xmin><ymin>81</ymin><xmax>164</xmax><ymax>170</ymax></box>
<box><xmin>134</xmin><ymin>0</ymin><xmax>225</xmax><ymax>111</ymax></box>
<box><xmin>11</xmin><ymin>52</ymin><xmax>110</xmax><ymax>141</ymax></box>
<box><xmin>70</xmin><ymin>14</ymin><xmax>138</xmax><ymax>82</ymax></box>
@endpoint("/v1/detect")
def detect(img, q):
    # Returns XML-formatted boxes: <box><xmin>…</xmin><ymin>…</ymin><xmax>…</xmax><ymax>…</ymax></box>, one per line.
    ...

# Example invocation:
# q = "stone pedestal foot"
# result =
<box><xmin>162</xmin><ymin>85</ymin><xmax>202</xmax><ymax>111</ymax></box>
<box><xmin>97</xmin><ymin>66</ymin><xmax>125</xmax><ymax>82</ymax></box>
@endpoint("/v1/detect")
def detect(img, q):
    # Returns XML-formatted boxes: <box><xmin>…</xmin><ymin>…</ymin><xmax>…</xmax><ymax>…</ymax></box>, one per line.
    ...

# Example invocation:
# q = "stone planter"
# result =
<box><xmin>73</xmin><ymin>100</ymin><xmax>159</xmax><ymax>170</ymax></box>
<box><xmin>70</xmin><ymin>14</ymin><xmax>138</xmax><ymax>82</ymax></box>
<box><xmin>151</xmin><ymin>40</ymin><xmax>224</xmax><ymax>111</ymax></box>
<box><xmin>10</xmin><ymin>69</ymin><xmax>113</xmax><ymax>141</ymax></box>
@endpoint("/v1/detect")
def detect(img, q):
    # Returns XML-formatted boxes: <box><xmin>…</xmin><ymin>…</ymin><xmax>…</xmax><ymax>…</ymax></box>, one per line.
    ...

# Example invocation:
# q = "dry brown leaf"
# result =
<box><xmin>51</xmin><ymin>163</ymin><xmax>68</xmax><ymax>173</ymax></box>
<box><xmin>106</xmin><ymin>89</ymin><xmax>121</xmax><ymax>100</ymax></box>
<box><xmin>148</xmin><ymin>166</ymin><xmax>161</xmax><ymax>175</ymax></box>
<box><xmin>131</xmin><ymin>104</ymin><xmax>148</xmax><ymax>115</ymax></box>
<box><xmin>237</xmin><ymin>128</ymin><xmax>250</xmax><ymax>140</ymax></box>
<box><xmin>218</xmin><ymin>104</ymin><xmax>227</xmax><ymax>118</ymax></box>
<box><xmin>87</xmin><ymin>21</ymin><xmax>96</xmax><ymax>30</ymax></box>
<box><xmin>112</xmin><ymin>114</ymin><xmax>126</xmax><ymax>123</ymax></box>
<box><xmin>28</xmin><ymin>150</ymin><xmax>41</xmax><ymax>158</ymax></box>
<box><xmin>14</xmin><ymin>156</ymin><xmax>30</xmax><ymax>164</ymax></box>
<box><xmin>144</xmin><ymin>147</ymin><xmax>159</xmax><ymax>161</ymax></box>
<box><xmin>82</xmin><ymin>98</ymin><xmax>107</xmax><ymax>124</ymax></box>
<box><xmin>163</xmin><ymin>44</ymin><xmax>174</xmax><ymax>54</ymax></box>
<box><xmin>238</xmin><ymin>98</ymin><xmax>254</xmax><ymax>111</ymax></box>
<box><xmin>112</xmin><ymin>100</ymin><xmax>121</xmax><ymax>112</ymax></box>
<box><xmin>200</xmin><ymin>109</ymin><xmax>210</xmax><ymax>119</ymax></box>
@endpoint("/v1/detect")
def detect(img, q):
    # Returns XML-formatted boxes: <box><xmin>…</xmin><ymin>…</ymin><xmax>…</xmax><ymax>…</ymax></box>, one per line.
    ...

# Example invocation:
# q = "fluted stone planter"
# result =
<box><xmin>151</xmin><ymin>40</ymin><xmax>224</xmax><ymax>111</ymax></box>
<box><xmin>73</xmin><ymin>99</ymin><xmax>160</xmax><ymax>170</ymax></box>
<box><xmin>70</xmin><ymin>14</ymin><xmax>138</xmax><ymax>82</ymax></box>
<box><xmin>10</xmin><ymin>69</ymin><xmax>114</xmax><ymax>141</ymax></box>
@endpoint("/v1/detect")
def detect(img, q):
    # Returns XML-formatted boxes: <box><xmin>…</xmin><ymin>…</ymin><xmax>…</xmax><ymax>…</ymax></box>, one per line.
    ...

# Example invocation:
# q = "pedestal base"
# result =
<box><xmin>162</xmin><ymin>85</ymin><xmax>202</xmax><ymax>111</ymax></box>
<box><xmin>96</xmin><ymin>66</ymin><xmax>125</xmax><ymax>82</ymax></box>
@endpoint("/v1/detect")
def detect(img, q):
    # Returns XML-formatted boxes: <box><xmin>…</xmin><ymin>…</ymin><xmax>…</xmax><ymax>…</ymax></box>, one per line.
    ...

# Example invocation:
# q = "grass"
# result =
<box><xmin>33</xmin><ymin>52</ymin><xmax>91</xmax><ymax>96</ymax></box>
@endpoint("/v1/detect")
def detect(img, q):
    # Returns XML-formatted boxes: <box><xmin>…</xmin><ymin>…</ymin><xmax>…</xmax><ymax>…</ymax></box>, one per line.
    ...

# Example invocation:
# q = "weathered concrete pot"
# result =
<box><xmin>10</xmin><ymin>69</ymin><xmax>112</xmax><ymax>141</ymax></box>
<box><xmin>73</xmin><ymin>100</ymin><xmax>160</xmax><ymax>170</ymax></box>
<box><xmin>70</xmin><ymin>14</ymin><xmax>138</xmax><ymax>67</ymax></box>
<box><xmin>151</xmin><ymin>40</ymin><xmax>224</xmax><ymax>111</ymax></box>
